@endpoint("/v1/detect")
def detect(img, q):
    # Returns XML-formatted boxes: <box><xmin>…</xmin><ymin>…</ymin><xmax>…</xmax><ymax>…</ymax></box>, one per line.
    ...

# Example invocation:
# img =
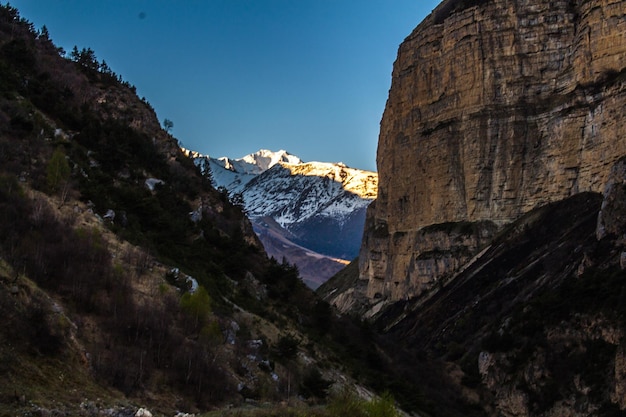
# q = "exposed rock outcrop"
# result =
<box><xmin>375</xmin><ymin>188</ymin><xmax>626</xmax><ymax>416</ymax></box>
<box><xmin>349</xmin><ymin>0</ymin><xmax>626</xmax><ymax>314</ymax></box>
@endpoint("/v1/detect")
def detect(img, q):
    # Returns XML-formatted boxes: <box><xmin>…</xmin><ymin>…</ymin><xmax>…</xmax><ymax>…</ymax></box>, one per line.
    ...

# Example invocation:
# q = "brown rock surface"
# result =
<box><xmin>347</xmin><ymin>0</ymin><xmax>626</xmax><ymax>313</ymax></box>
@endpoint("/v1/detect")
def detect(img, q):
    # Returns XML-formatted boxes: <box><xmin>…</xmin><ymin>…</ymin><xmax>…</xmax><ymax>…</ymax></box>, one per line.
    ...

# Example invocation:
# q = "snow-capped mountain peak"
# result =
<box><xmin>183</xmin><ymin>148</ymin><xmax>378</xmax><ymax>287</ymax></box>
<box><xmin>280</xmin><ymin>161</ymin><xmax>377</xmax><ymax>199</ymax></box>
<box><xmin>213</xmin><ymin>149</ymin><xmax>303</xmax><ymax>176</ymax></box>
<box><xmin>183</xmin><ymin>148</ymin><xmax>301</xmax><ymax>175</ymax></box>
<box><xmin>242</xmin><ymin>160</ymin><xmax>377</xmax><ymax>229</ymax></box>
<box><xmin>183</xmin><ymin>148</ymin><xmax>378</xmax><ymax>220</ymax></box>
<box><xmin>240</xmin><ymin>149</ymin><xmax>302</xmax><ymax>173</ymax></box>
<box><xmin>182</xmin><ymin>148</ymin><xmax>303</xmax><ymax>193</ymax></box>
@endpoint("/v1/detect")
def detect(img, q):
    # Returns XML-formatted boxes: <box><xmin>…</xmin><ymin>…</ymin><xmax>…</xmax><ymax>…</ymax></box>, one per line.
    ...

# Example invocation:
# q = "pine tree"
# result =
<box><xmin>201</xmin><ymin>161</ymin><xmax>214</xmax><ymax>188</ymax></box>
<box><xmin>38</xmin><ymin>24</ymin><xmax>49</xmax><ymax>40</ymax></box>
<box><xmin>163</xmin><ymin>118</ymin><xmax>174</xmax><ymax>133</ymax></box>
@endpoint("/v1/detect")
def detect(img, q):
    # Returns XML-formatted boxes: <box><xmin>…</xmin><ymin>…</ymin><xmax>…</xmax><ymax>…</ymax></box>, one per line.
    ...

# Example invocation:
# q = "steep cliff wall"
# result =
<box><xmin>352</xmin><ymin>0</ymin><xmax>626</xmax><ymax>312</ymax></box>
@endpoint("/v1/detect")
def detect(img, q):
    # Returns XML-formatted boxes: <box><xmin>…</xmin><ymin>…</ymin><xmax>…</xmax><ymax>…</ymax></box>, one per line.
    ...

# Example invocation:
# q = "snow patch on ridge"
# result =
<box><xmin>183</xmin><ymin>148</ymin><xmax>378</xmax><ymax>229</ymax></box>
<box><xmin>182</xmin><ymin>148</ymin><xmax>303</xmax><ymax>193</ymax></box>
<box><xmin>183</xmin><ymin>147</ymin><xmax>378</xmax><ymax>268</ymax></box>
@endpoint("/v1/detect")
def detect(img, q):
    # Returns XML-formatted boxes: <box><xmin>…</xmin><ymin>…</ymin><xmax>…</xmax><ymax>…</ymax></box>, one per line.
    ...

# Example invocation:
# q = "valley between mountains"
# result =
<box><xmin>1</xmin><ymin>0</ymin><xmax>626</xmax><ymax>416</ymax></box>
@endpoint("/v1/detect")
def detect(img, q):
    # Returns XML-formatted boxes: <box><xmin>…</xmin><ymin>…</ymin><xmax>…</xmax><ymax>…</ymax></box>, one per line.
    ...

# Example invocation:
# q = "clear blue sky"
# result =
<box><xmin>13</xmin><ymin>1</ymin><xmax>440</xmax><ymax>171</ymax></box>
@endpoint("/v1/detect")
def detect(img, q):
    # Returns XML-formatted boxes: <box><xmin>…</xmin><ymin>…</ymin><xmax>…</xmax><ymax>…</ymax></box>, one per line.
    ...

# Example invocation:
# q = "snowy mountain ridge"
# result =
<box><xmin>183</xmin><ymin>148</ymin><xmax>378</xmax><ymax>288</ymax></box>
<box><xmin>243</xmin><ymin>160</ymin><xmax>377</xmax><ymax>228</ymax></box>
<box><xmin>183</xmin><ymin>148</ymin><xmax>377</xmax><ymax>226</ymax></box>
<box><xmin>183</xmin><ymin>149</ymin><xmax>303</xmax><ymax>193</ymax></box>
<box><xmin>237</xmin><ymin>149</ymin><xmax>302</xmax><ymax>174</ymax></box>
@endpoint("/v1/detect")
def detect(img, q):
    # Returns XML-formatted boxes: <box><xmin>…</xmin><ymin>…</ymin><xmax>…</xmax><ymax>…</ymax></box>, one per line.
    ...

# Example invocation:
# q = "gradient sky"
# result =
<box><xmin>13</xmin><ymin>1</ymin><xmax>440</xmax><ymax>171</ymax></box>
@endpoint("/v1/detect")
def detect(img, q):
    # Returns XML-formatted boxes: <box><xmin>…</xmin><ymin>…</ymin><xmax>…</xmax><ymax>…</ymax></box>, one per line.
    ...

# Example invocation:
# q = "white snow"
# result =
<box><xmin>182</xmin><ymin>148</ymin><xmax>301</xmax><ymax>193</ymax></box>
<box><xmin>183</xmin><ymin>147</ymin><xmax>378</xmax><ymax>228</ymax></box>
<box><xmin>135</xmin><ymin>408</ymin><xmax>152</xmax><ymax>417</ymax></box>
<box><xmin>240</xmin><ymin>149</ymin><xmax>302</xmax><ymax>172</ymax></box>
<box><xmin>239</xmin><ymin>159</ymin><xmax>378</xmax><ymax>227</ymax></box>
<box><xmin>186</xmin><ymin>276</ymin><xmax>199</xmax><ymax>293</ymax></box>
<box><xmin>145</xmin><ymin>178</ymin><xmax>164</xmax><ymax>191</ymax></box>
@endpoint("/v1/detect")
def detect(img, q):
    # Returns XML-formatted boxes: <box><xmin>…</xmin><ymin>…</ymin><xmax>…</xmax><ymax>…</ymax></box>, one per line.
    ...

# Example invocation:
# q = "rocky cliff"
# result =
<box><xmin>349</xmin><ymin>0</ymin><xmax>626</xmax><ymax>314</ymax></box>
<box><xmin>370</xmin><ymin>153</ymin><xmax>626</xmax><ymax>416</ymax></box>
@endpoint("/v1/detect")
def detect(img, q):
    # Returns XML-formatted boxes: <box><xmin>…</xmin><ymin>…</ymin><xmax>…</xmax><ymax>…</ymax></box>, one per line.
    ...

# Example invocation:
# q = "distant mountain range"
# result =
<box><xmin>184</xmin><ymin>149</ymin><xmax>378</xmax><ymax>288</ymax></box>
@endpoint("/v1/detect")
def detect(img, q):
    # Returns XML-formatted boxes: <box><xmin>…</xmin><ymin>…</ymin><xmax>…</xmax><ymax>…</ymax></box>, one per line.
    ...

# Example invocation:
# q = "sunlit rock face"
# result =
<box><xmin>352</xmin><ymin>0</ymin><xmax>626</xmax><ymax>314</ymax></box>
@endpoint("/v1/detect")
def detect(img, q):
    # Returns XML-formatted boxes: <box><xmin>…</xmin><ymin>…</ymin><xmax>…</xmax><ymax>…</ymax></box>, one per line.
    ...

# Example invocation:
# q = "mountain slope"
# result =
<box><xmin>380</xmin><ymin>188</ymin><xmax>626</xmax><ymax>417</ymax></box>
<box><xmin>185</xmin><ymin>148</ymin><xmax>302</xmax><ymax>192</ymax></box>
<box><xmin>252</xmin><ymin>216</ymin><xmax>349</xmax><ymax>289</ymax></box>
<box><xmin>0</xmin><ymin>7</ymin><xmax>415</xmax><ymax>416</ymax></box>
<box><xmin>188</xmin><ymin>149</ymin><xmax>378</xmax><ymax>288</ymax></box>
<box><xmin>322</xmin><ymin>183</ymin><xmax>626</xmax><ymax>416</ymax></box>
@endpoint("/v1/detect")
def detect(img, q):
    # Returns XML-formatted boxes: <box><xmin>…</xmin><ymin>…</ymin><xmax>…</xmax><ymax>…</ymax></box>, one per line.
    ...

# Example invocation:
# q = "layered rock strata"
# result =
<box><xmin>353</xmin><ymin>0</ymin><xmax>626</xmax><ymax>313</ymax></box>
